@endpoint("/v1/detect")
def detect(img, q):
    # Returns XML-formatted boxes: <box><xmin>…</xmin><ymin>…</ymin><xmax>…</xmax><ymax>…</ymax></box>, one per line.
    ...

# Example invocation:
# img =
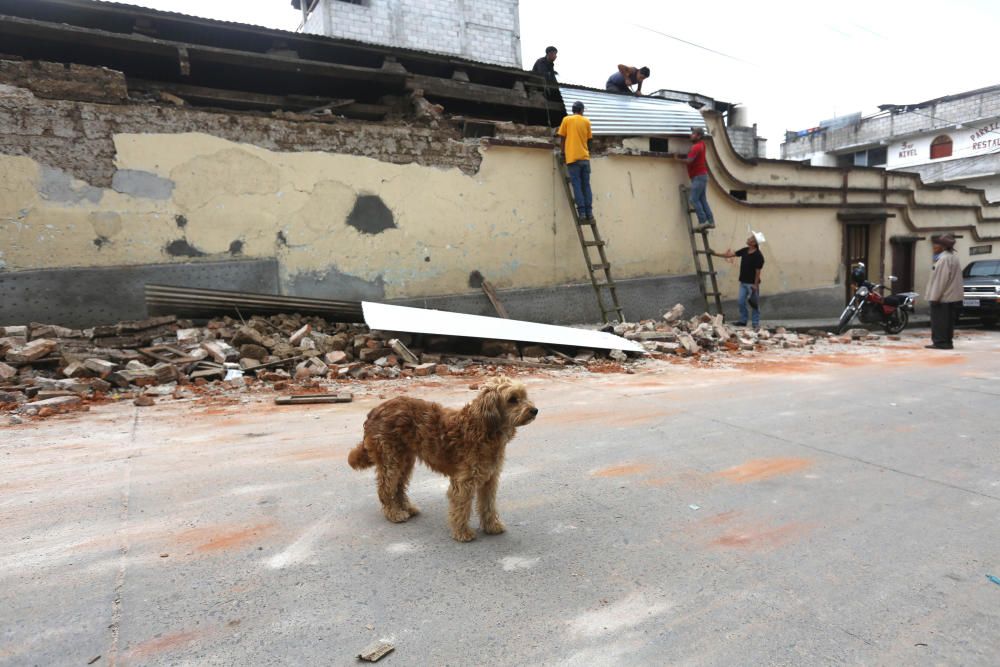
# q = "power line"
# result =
<box><xmin>632</xmin><ymin>24</ymin><xmax>758</xmax><ymax>67</ymax></box>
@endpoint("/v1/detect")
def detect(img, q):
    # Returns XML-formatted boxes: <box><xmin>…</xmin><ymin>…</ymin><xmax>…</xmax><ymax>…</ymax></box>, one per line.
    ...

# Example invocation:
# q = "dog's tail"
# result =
<box><xmin>348</xmin><ymin>442</ymin><xmax>373</xmax><ymax>470</ymax></box>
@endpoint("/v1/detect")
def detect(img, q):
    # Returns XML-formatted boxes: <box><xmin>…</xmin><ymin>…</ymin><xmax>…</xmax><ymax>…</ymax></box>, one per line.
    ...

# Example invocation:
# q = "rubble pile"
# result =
<box><xmin>614</xmin><ymin>304</ymin><xmax>873</xmax><ymax>358</ymax></box>
<box><xmin>0</xmin><ymin>313</ymin><xmax>601</xmax><ymax>417</ymax></box>
<box><xmin>1</xmin><ymin>304</ymin><xmax>881</xmax><ymax>418</ymax></box>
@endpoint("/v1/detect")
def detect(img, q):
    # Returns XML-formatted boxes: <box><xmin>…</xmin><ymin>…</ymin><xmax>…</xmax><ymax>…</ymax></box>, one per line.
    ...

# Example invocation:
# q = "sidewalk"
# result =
<box><xmin>762</xmin><ymin>315</ymin><xmax>931</xmax><ymax>333</ymax></box>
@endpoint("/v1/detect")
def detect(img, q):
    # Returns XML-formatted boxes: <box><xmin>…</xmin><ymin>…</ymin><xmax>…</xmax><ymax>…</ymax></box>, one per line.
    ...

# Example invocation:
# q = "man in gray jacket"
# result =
<box><xmin>926</xmin><ymin>233</ymin><xmax>963</xmax><ymax>349</ymax></box>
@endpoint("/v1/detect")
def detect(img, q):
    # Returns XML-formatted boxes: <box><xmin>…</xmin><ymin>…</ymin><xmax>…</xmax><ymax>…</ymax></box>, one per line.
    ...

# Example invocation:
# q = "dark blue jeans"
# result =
<box><xmin>738</xmin><ymin>282</ymin><xmax>760</xmax><ymax>328</ymax></box>
<box><xmin>689</xmin><ymin>174</ymin><xmax>714</xmax><ymax>225</ymax></box>
<box><xmin>567</xmin><ymin>160</ymin><xmax>593</xmax><ymax>218</ymax></box>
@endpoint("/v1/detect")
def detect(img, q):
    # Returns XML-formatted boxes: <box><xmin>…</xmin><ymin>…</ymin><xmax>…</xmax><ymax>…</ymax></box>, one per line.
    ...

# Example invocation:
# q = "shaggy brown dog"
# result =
<box><xmin>348</xmin><ymin>377</ymin><xmax>537</xmax><ymax>542</ymax></box>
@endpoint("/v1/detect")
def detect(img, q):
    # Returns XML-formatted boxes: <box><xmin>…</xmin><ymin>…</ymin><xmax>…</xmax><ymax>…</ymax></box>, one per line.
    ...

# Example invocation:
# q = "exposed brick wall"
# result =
<box><xmin>0</xmin><ymin>83</ymin><xmax>483</xmax><ymax>188</ymax></box>
<box><xmin>304</xmin><ymin>0</ymin><xmax>521</xmax><ymax>68</ymax></box>
<box><xmin>0</xmin><ymin>59</ymin><xmax>127</xmax><ymax>104</ymax></box>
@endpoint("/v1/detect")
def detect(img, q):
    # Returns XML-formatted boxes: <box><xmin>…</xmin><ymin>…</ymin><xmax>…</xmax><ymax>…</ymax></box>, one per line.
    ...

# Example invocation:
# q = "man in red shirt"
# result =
<box><xmin>685</xmin><ymin>127</ymin><xmax>714</xmax><ymax>230</ymax></box>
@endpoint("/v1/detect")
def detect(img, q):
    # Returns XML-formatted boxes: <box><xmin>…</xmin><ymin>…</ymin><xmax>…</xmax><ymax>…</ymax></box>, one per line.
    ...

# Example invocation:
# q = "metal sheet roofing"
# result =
<box><xmin>558</xmin><ymin>86</ymin><xmax>705</xmax><ymax>136</ymax></box>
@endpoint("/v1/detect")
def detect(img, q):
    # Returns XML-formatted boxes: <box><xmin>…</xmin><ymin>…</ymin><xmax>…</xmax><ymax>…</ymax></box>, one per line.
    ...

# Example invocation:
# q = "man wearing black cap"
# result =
<box><xmin>532</xmin><ymin>46</ymin><xmax>558</xmax><ymax>83</ymax></box>
<box><xmin>557</xmin><ymin>101</ymin><xmax>594</xmax><ymax>220</ymax></box>
<box><xmin>926</xmin><ymin>233</ymin><xmax>963</xmax><ymax>349</ymax></box>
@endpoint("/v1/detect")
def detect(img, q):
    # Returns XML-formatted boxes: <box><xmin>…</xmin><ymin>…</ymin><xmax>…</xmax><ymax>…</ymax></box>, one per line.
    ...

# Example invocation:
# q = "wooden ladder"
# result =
<box><xmin>558</xmin><ymin>158</ymin><xmax>625</xmax><ymax>324</ymax></box>
<box><xmin>679</xmin><ymin>184</ymin><xmax>723</xmax><ymax>315</ymax></box>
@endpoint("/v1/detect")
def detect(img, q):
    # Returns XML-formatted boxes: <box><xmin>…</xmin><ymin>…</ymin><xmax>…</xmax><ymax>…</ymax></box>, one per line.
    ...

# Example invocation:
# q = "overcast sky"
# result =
<box><xmin>123</xmin><ymin>0</ymin><xmax>1000</xmax><ymax>156</ymax></box>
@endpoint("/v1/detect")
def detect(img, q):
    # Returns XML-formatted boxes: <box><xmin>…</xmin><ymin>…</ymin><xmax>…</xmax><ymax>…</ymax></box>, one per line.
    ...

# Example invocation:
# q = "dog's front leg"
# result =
<box><xmin>477</xmin><ymin>473</ymin><xmax>505</xmax><ymax>535</ymax></box>
<box><xmin>447</xmin><ymin>478</ymin><xmax>476</xmax><ymax>542</ymax></box>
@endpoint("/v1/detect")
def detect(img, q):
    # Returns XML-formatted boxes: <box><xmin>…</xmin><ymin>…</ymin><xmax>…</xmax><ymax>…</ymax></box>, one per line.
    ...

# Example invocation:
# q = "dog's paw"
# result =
<box><xmin>383</xmin><ymin>507</ymin><xmax>411</xmax><ymax>523</ymax></box>
<box><xmin>482</xmin><ymin>518</ymin><xmax>506</xmax><ymax>535</ymax></box>
<box><xmin>403</xmin><ymin>501</ymin><xmax>421</xmax><ymax>516</ymax></box>
<box><xmin>451</xmin><ymin>526</ymin><xmax>477</xmax><ymax>542</ymax></box>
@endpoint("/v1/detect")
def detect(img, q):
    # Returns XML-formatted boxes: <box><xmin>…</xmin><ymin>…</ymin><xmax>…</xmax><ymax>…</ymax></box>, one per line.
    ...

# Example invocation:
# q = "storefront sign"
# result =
<box><xmin>970</xmin><ymin>121</ymin><xmax>1000</xmax><ymax>151</ymax></box>
<box><xmin>897</xmin><ymin>141</ymin><xmax>917</xmax><ymax>158</ymax></box>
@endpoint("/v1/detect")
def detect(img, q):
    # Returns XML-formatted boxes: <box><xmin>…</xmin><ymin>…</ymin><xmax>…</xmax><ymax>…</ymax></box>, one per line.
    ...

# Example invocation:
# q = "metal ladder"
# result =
<box><xmin>558</xmin><ymin>158</ymin><xmax>625</xmax><ymax>324</ymax></box>
<box><xmin>678</xmin><ymin>184</ymin><xmax>723</xmax><ymax>315</ymax></box>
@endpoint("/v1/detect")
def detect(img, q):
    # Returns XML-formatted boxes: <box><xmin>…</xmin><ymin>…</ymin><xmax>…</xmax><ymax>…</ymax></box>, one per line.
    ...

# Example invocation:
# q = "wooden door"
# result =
<box><xmin>890</xmin><ymin>240</ymin><xmax>915</xmax><ymax>293</ymax></box>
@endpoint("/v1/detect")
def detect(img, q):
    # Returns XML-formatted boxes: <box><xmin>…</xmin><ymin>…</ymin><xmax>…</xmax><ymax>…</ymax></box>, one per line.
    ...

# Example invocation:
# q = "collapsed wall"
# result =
<box><xmin>0</xmin><ymin>57</ymin><xmax>713</xmax><ymax>327</ymax></box>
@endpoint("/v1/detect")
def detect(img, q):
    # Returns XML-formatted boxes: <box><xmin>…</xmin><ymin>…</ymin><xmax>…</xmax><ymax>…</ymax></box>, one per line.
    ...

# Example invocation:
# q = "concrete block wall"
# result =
<box><xmin>782</xmin><ymin>86</ymin><xmax>1000</xmax><ymax>157</ymax></box>
<box><xmin>304</xmin><ymin>0</ymin><xmax>521</xmax><ymax>68</ymax></box>
<box><xmin>727</xmin><ymin>126</ymin><xmax>766</xmax><ymax>159</ymax></box>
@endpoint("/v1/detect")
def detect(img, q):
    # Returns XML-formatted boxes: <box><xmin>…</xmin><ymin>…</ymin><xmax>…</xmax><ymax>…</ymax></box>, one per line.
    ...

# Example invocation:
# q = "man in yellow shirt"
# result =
<box><xmin>558</xmin><ymin>101</ymin><xmax>594</xmax><ymax>220</ymax></box>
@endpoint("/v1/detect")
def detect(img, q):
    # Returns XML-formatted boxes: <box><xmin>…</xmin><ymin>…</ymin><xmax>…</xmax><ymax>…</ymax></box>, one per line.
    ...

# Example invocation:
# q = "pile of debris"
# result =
<box><xmin>1</xmin><ymin>304</ymin><xmax>878</xmax><ymax>418</ymax></box>
<box><xmin>0</xmin><ymin>313</ymin><xmax>601</xmax><ymax>417</ymax></box>
<box><xmin>614</xmin><ymin>304</ymin><xmax>873</xmax><ymax>357</ymax></box>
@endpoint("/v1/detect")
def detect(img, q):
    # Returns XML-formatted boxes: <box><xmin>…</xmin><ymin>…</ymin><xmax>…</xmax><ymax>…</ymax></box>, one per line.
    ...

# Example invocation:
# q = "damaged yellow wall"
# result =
<box><xmin>0</xmin><ymin>133</ymin><xmax>761</xmax><ymax>300</ymax></box>
<box><xmin>2</xmin><ymin>127</ymin><xmax>997</xmax><ymax>305</ymax></box>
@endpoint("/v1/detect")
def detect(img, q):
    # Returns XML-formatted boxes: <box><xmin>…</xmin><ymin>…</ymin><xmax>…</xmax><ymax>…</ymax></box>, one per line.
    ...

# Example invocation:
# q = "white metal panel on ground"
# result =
<box><xmin>558</xmin><ymin>86</ymin><xmax>705</xmax><ymax>136</ymax></box>
<box><xmin>362</xmin><ymin>302</ymin><xmax>645</xmax><ymax>353</ymax></box>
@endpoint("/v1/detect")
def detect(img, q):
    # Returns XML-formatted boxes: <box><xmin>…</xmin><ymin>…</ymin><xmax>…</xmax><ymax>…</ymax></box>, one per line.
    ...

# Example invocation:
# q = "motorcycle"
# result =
<box><xmin>836</xmin><ymin>262</ymin><xmax>918</xmax><ymax>334</ymax></box>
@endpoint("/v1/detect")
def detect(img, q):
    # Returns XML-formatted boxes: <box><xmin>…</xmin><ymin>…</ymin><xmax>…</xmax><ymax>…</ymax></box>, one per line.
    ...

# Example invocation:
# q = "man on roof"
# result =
<box><xmin>606</xmin><ymin>65</ymin><xmax>650</xmax><ymax>96</ymax></box>
<box><xmin>532</xmin><ymin>46</ymin><xmax>558</xmax><ymax>83</ymax></box>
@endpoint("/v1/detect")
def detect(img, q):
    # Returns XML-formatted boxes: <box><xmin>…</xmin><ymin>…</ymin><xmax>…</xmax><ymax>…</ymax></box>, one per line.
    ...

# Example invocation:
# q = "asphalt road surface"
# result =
<box><xmin>3</xmin><ymin>331</ymin><xmax>999</xmax><ymax>666</ymax></box>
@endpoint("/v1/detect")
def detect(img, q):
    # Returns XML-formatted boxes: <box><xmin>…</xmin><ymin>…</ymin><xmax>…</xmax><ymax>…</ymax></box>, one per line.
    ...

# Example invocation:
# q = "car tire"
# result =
<box><xmin>983</xmin><ymin>316</ymin><xmax>999</xmax><ymax>329</ymax></box>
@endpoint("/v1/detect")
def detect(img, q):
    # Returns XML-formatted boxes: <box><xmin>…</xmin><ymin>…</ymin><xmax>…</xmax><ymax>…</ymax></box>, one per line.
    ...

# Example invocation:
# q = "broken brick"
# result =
<box><xmin>21</xmin><ymin>395</ymin><xmax>82</xmax><ymax>414</ymax></box>
<box><xmin>389</xmin><ymin>338</ymin><xmax>420</xmax><ymax>365</ymax></box>
<box><xmin>0</xmin><ymin>361</ymin><xmax>17</xmax><ymax>380</ymax></box>
<box><xmin>359</xmin><ymin>347</ymin><xmax>392</xmax><ymax>362</ymax></box>
<box><xmin>289</xmin><ymin>324</ymin><xmax>312</xmax><ymax>346</ymax></box>
<box><xmin>151</xmin><ymin>363</ymin><xmax>179</xmax><ymax>383</ymax></box>
<box><xmin>324</xmin><ymin>350</ymin><xmax>348</xmax><ymax>365</ymax></box>
<box><xmin>239</xmin><ymin>343</ymin><xmax>268</xmax><ymax>360</ymax></box>
<box><xmin>6</xmin><ymin>339</ymin><xmax>58</xmax><ymax>364</ymax></box>
<box><xmin>201</xmin><ymin>340</ymin><xmax>239</xmax><ymax>363</ymax></box>
<box><xmin>231</xmin><ymin>326</ymin><xmax>266</xmax><ymax>347</ymax></box>
<box><xmin>82</xmin><ymin>358</ymin><xmax>117</xmax><ymax>377</ymax></box>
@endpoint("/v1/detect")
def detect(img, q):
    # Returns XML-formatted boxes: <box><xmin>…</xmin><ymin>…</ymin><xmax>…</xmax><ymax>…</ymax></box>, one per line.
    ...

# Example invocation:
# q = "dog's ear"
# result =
<box><xmin>474</xmin><ymin>382</ymin><xmax>505</xmax><ymax>436</ymax></box>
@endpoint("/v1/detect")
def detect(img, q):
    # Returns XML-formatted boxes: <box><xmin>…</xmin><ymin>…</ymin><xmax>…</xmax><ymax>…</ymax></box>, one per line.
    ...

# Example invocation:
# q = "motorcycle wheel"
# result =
<box><xmin>836</xmin><ymin>305</ymin><xmax>857</xmax><ymax>334</ymax></box>
<box><xmin>884</xmin><ymin>308</ymin><xmax>908</xmax><ymax>334</ymax></box>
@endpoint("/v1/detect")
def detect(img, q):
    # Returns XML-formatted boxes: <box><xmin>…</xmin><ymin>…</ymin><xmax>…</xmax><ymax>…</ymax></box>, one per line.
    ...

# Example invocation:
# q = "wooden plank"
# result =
<box><xmin>480</xmin><ymin>280</ymin><xmax>509</xmax><ymax>319</ymax></box>
<box><xmin>443</xmin><ymin>354</ymin><xmax>560</xmax><ymax>369</ymax></box>
<box><xmin>245</xmin><ymin>355</ymin><xmax>306</xmax><ymax>372</ymax></box>
<box><xmin>139</xmin><ymin>345</ymin><xmax>200</xmax><ymax>365</ymax></box>
<box><xmin>0</xmin><ymin>14</ymin><xmax>406</xmax><ymax>86</ymax></box>
<box><xmin>408</xmin><ymin>74</ymin><xmax>560</xmax><ymax>111</ymax></box>
<box><xmin>128</xmin><ymin>78</ymin><xmax>329</xmax><ymax>110</ymax></box>
<box><xmin>275</xmin><ymin>393</ymin><xmax>353</xmax><ymax>405</ymax></box>
<box><xmin>129</xmin><ymin>78</ymin><xmax>390</xmax><ymax>118</ymax></box>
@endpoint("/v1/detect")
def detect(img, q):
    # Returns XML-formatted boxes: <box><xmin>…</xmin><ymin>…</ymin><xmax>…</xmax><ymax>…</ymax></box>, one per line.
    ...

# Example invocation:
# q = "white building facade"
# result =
<box><xmin>296</xmin><ymin>0</ymin><xmax>521</xmax><ymax>68</ymax></box>
<box><xmin>781</xmin><ymin>85</ymin><xmax>1000</xmax><ymax>202</ymax></box>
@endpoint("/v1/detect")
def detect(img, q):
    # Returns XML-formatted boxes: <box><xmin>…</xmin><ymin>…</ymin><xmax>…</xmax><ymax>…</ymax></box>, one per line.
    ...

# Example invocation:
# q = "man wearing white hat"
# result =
<box><xmin>712</xmin><ymin>232</ymin><xmax>765</xmax><ymax>328</ymax></box>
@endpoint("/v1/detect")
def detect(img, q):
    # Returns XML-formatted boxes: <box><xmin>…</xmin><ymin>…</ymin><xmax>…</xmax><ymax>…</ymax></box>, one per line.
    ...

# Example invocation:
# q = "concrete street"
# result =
<box><xmin>2</xmin><ymin>331</ymin><xmax>999</xmax><ymax>666</ymax></box>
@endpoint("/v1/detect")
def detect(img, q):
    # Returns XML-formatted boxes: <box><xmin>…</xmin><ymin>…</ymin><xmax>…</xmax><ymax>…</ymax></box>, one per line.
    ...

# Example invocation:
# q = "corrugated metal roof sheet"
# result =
<box><xmin>558</xmin><ymin>86</ymin><xmax>705</xmax><ymax>136</ymax></box>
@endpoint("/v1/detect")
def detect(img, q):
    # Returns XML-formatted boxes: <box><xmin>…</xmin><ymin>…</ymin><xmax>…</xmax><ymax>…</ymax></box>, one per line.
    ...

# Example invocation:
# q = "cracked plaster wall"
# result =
<box><xmin>0</xmin><ymin>128</ymin><xmax>849</xmax><ymax>301</ymax></box>
<box><xmin>0</xmin><ymin>79</ymin><xmax>867</xmax><ymax>303</ymax></box>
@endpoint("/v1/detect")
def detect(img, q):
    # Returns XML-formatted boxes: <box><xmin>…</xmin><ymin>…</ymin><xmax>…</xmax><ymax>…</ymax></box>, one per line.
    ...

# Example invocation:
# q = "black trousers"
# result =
<box><xmin>929</xmin><ymin>301</ymin><xmax>960</xmax><ymax>347</ymax></box>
